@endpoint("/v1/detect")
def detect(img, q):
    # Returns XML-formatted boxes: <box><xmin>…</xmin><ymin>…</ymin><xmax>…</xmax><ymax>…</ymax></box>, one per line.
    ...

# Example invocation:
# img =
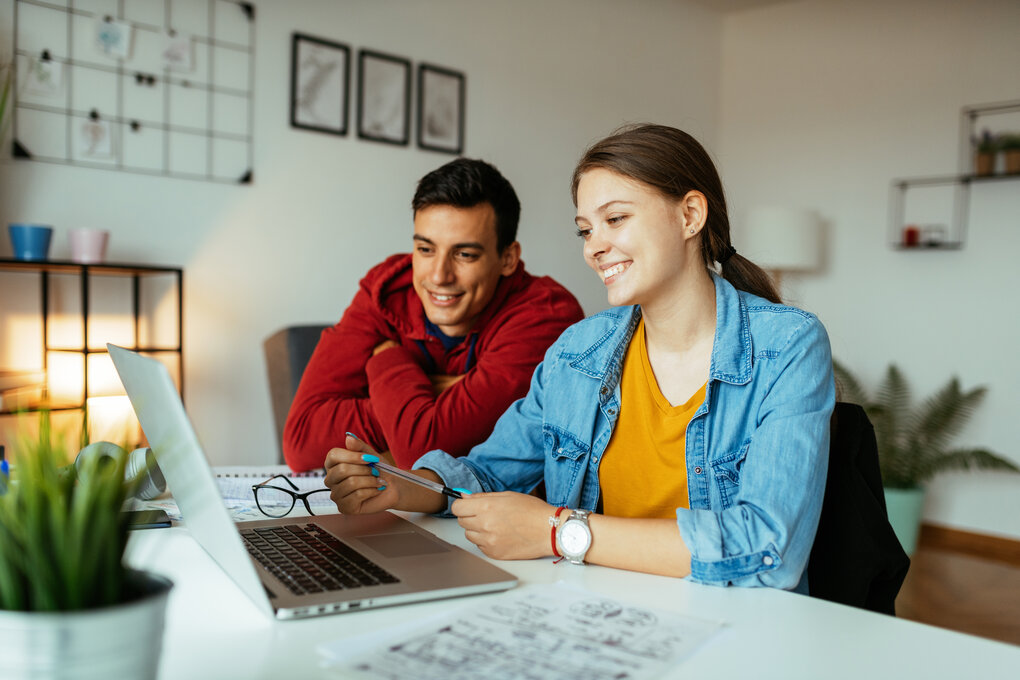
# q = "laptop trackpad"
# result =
<box><xmin>357</xmin><ymin>532</ymin><xmax>449</xmax><ymax>558</ymax></box>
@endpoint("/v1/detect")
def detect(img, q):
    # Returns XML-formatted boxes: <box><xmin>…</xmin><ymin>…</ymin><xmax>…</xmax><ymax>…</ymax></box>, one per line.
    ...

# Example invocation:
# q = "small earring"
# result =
<box><xmin>689</xmin><ymin>228</ymin><xmax>696</xmax><ymax>234</ymax></box>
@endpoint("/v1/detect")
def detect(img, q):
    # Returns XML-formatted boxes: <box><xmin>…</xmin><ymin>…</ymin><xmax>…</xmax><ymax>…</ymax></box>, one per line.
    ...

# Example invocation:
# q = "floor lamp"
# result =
<box><xmin>740</xmin><ymin>206</ymin><xmax>822</xmax><ymax>294</ymax></box>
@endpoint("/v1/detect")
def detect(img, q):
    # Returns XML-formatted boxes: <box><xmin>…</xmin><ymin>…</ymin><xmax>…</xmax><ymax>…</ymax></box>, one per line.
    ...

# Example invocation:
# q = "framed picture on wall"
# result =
<box><xmin>417</xmin><ymin>63</ymin><xmax>465</xmax><ymax>154</ymax></box>
<box><xmin>290</xmin><ymin>33</ymin><xmax>350</xmax><ymax>135</ymax></box>
<box><xmin>357</xmin><ymin>49</ymin><xmax>411</xmax><ymax>145</ymax></box>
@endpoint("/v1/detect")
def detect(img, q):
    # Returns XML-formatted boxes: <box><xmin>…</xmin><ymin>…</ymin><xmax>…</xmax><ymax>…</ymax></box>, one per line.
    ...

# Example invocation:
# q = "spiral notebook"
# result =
<box><xmin>214</xmin><ymin>465</ymin><xmax>328</xmax><ymax>501</ymax></box>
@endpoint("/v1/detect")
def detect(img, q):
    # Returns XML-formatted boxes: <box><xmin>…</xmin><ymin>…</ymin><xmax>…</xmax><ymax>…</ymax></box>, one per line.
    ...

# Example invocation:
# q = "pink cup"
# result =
<box><xmin>68</xmin><ymin>228</ymin><xmax>110</xmax><ymax>263</ymax></box>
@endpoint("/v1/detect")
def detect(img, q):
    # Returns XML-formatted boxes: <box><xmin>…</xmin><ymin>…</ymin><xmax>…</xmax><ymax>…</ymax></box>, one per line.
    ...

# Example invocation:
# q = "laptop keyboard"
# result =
<box><xmin>240</xmin><ymin>523</ymin><xmax>400</xmax><ymax>596</ymax></box>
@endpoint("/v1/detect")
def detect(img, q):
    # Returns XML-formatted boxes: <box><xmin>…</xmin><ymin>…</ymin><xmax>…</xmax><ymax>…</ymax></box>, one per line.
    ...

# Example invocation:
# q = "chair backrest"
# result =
<box><xmin>263</xmin><ymin>325</ymin><xmax>329</xmax><ymax>462</ymax></box>
<box><xmin>807</xmin><ymin>402</ymin><xmax>910</xmax><ymax>614</ymax></box>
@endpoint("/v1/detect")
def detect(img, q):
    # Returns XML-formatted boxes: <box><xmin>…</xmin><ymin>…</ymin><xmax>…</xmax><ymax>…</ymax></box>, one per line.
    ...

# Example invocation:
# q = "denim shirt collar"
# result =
<box><xmin>568</xmin><ymin>272</ymin><xmax>753</xmax><ymax>397</ymax></box>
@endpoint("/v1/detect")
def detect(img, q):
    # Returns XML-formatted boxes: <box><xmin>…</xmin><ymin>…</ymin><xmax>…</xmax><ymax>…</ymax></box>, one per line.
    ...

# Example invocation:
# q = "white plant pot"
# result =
<box><xmin>884</xmin><ymin>486</ymin><xmax>925</xmax><ymax>557</ymax></box>
<box><xmin>0</xmin><ymin>569</ymin><xmax>172</xmax><ymax>680</ymax></box>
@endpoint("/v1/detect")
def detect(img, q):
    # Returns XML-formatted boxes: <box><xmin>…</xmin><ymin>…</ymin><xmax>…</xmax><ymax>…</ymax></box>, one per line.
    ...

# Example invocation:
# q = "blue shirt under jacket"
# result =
<box><xmin>414</xmin><ymin>273</ymin><xmax>835</xmax><ymax>592</ymax></box>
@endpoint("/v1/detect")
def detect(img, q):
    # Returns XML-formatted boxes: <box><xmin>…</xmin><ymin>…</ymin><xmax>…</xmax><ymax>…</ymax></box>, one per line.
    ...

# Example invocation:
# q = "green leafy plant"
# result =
<box><xmin>972</xmin><ymin>128</ymin><xmax>998</xmax><ymax>153</ymax></box>
<box><xmin>0</xmin><ymin>62</ymin><xmax>10</xmax><ymax>142</ymax></box>
<box><xmin>998</xmin><ymin>133</ymin><xmax>1020</xmax><ymax>151</ymax></box>
<box><xmin>833</xmin><ymin>361</ymin><xmax>1019</xmax><ymax>489</ymax></box>
<box><xmin>0</xmin><ymin>413</ymin><xmax>138</xmax><ymax>611</ymax></box>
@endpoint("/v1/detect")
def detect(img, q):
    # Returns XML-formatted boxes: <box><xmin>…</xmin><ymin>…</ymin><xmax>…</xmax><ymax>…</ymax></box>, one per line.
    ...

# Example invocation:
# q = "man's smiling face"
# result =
<box><xmin>411</xmin><ymin>203</ymin><xmax>519</xmax><ymax>337</ymax></box>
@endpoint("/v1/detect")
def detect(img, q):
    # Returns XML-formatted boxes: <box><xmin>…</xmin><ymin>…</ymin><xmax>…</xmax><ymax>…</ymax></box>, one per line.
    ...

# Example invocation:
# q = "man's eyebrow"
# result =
<box><xmin>575</xmin><ymin>200</ymin><xmax>634</xmax><ymax>225</ymax></box>
<box><xmin>413</xmin><ymin>234</ymin><xmax>485</xmax><ymax>250</ymax></box>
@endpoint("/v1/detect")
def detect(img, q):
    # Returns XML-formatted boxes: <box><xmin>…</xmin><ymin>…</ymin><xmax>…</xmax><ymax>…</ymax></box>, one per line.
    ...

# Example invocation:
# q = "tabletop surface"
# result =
<box><xmin>125</xmin><ymin>512</ymin><xmax>1020</xmax><ymax>679</ymax></box>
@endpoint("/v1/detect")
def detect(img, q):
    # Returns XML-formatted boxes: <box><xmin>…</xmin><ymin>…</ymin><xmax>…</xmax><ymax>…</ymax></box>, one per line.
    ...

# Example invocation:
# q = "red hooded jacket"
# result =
<box><xmin>283</xmin><ymin>253</ymin><xmax>584</xmax><ymax>471</ymax></box>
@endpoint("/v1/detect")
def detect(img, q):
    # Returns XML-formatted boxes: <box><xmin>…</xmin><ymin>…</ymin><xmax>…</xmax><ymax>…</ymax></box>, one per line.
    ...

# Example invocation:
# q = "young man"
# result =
<box><xmin>283</xmin><ymin>159</ymin><xmax>584</xmax><ymax>472</ymax></box>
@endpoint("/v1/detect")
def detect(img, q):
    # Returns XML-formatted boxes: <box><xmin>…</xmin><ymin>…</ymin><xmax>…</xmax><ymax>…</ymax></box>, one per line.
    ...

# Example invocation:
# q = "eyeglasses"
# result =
<box><xmin>252</xmin><ymin>475</ymin><xmax>332</xmax><ymax>517</ymax></box>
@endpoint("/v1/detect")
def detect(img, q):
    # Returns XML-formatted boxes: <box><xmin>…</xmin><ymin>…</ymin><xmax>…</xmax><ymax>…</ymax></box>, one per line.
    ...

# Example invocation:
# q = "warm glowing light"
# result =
<box><xmin>86</xmin><ymin>396</ymin><xmax>141</xmax><ymax>447</ymax></box>
<box><xmin>47</xmin><ymin>352</ymin><xmax>85</xmax><ymax>404</ymax></box>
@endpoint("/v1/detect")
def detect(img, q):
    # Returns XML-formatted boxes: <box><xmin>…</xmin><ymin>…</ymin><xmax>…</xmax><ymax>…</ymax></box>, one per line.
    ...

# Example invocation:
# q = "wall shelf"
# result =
<box><xmin>889</xmin><ymin>99</ymin><xmax>1020</xmax><ymax>250</ymax></box>
<box><xmin>0</xmin><ymin>258</ymin><xmax>183</xmax><ymax>418</ymax></box>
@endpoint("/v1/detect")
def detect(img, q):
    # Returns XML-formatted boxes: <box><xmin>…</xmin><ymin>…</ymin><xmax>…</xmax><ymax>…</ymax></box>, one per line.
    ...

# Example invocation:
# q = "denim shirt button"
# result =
<box><xmin>694</xmin><ymin>466</ymin><xmax>703</xmax><ymax>474</ymax></box>
<box><xmin>607</xmin><ymin>408</ymin><xmax>616</xmax><ymax>415</ymax></box>
<box><xmin>763</xmin><ymin>555</ymin><xmax>774</xmax><ymax>566</ymax></box>
<box><xmin>600</xmin><ymin>387</ymin><xmax>609</xmax><ymax>396</ymax></box>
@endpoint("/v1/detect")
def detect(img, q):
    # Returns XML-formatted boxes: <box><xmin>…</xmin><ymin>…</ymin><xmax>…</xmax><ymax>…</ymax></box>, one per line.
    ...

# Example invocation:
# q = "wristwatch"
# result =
<box><xmin>556</xmin><ymin>509</ymin><xmax>592</xmax><ymax>565</ymax></box>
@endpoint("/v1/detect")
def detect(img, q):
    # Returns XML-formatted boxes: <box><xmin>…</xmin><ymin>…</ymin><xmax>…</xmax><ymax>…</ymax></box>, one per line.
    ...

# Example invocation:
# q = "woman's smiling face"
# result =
<box><xmin>574</xmin><ymin>168</ymin><xmax>695</xmax><ymax>309</ymax></box>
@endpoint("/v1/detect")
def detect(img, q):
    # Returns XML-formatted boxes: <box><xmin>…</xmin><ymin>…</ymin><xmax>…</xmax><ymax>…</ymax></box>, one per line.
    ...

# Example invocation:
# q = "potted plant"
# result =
<box><xmin>0</xmin><ymin>65</ymin><xmax>9</xmax><ymax>135</ymax></box>
<box><xmin>832</xmin><ymin>362</ymin><xmax>1018</xmax><ymax>555</ymax></box>
<box><xmin>0</xmin><ymin>414</ymin><xmax>172</xmax><ymax>679</ymax></box>
<box><xmin>972</xmin><ymin>128</ymin><xmax>998</xmax><ymax>176</ymax></box>
<box><xmin>999</xmin><ymin>133</ymin><xmax>1020</xmax><ymax>175</ymax></box>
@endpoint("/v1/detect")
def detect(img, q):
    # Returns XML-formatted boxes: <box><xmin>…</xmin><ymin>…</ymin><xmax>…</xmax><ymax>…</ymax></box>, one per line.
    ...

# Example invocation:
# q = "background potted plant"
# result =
<box><xmin>999</xmin><ymin>132</ymin><xmax>1020</xmax><ymax>175</ymax></box>
<box><xmin>972</xmin><ymin>128</ymin><xmax>998</xmax><ymax>176</ymax></box>
<box><xmin>0</xmin><ymin>413</ymin><xmax>172</xmax><ymax>679</ymax></box>
<box><xmin>832</xmin><ymin>361</ymin><xmax>1019</xmax><ymax>555</ymax></box>
<box><xmin>0</xmin><ymin>64</ymin><xmax>9</xmax><ymax>137</ymax></box>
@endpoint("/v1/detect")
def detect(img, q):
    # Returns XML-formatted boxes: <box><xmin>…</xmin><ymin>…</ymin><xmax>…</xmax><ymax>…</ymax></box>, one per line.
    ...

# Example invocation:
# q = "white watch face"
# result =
<box><xmin>561</xmin><ymin>521</ymin><xmax>590</xmax><ymax>554</ymax></box>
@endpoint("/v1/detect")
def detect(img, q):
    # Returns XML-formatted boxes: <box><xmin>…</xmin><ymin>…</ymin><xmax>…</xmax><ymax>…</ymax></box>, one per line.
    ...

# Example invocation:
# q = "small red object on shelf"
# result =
<box><xmin>902</xmin><ymin>225</ymin><xmax>920</xmax><ymax>247</ymax></box>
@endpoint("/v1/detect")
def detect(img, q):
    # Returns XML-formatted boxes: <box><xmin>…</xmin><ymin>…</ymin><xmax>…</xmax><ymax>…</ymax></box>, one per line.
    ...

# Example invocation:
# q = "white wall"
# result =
<box><xmin>0</xmin><ymin>1</ymin><xmax>723</xmax><ymax>462</ymax></box>
<box><xmin>7</xmin><ymin>0</ymin><xmax>1013</xmax><ymax>541</ymax></box>
<box><xmin>718</xmin><ymin>0</ymin><xmax>1020</xmax><ymax>539</ymax></box>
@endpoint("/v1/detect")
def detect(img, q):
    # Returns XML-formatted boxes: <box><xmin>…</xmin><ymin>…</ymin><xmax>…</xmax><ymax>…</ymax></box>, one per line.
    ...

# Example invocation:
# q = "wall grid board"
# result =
<box><xmin>12</xmin><ymin>0</ymin><xmax>256</xmax><ymax>184</ymax></box>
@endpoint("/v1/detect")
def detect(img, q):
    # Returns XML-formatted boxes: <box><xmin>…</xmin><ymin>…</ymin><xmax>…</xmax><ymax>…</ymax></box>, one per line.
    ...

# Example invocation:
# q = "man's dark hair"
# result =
<box><xmin>412</xmin><ymin>158</ymin><xmax>520</xmax><ymax>252</ymax></box>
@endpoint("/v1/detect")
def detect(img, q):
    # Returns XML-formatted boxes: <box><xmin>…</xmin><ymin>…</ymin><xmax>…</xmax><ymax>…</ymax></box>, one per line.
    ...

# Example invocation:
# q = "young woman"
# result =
<box><xmin>325</xmin><ymin>124</ymin><xmax>834</xmax><ymax>592</ymax></box>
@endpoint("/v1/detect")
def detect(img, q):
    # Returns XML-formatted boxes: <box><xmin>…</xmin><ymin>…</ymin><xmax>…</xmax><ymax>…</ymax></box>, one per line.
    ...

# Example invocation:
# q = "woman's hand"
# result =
<box><xmin>324</xmin><ymin>435</ymin><xmax>399</xmax><ymax>514</ymax></box>
<box><xmin>451</xmin><ymin>491</ymin><xmax>554</xmax><ymax>560</ymax></box>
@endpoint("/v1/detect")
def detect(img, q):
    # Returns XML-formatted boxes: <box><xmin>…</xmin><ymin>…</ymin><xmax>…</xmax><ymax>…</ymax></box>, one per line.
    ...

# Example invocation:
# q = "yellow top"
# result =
<box><xmin>599</xmin><ymin>319</ymin><xmax>707</xmax><ymax>519</ymax></box>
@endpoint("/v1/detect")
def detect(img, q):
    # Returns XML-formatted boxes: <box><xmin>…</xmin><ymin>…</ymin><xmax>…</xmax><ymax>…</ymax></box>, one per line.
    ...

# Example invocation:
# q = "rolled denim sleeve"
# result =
<box><xmin>676</xmin><ymin>314</ymin><xmax>834</xmax><ymax>591</ymax></box>
<box><xmin>412</xmin><ymin>340</ymin><xmax>561</xmax><ymax>516</ymax></box>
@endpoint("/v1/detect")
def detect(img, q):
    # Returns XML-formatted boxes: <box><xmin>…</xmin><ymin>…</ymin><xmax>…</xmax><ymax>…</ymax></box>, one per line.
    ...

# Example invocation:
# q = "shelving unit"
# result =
<box><xmin>889</xmin><ymin>99</ymin><xmax>1020</xmax><ymax>250</ymax></box>
<box><xmin>0</xmin><ymin>258</ymin><xmax>183</xmax><ymax>416</ymax></box>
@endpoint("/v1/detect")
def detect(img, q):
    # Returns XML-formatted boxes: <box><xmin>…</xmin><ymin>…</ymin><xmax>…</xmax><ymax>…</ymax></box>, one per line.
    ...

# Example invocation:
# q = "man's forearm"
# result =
<box><xmin>283</xmin><ymin>396</ymin><xmax>386</xmax><ymax>471</ymax></box>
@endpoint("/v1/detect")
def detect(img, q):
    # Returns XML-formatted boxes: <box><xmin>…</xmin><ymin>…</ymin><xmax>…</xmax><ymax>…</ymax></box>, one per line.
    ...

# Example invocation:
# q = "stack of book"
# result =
<box><xmin>0</xmin><ymin>370</ymin><xmax>47</xmax><ymax>412</ymax></box>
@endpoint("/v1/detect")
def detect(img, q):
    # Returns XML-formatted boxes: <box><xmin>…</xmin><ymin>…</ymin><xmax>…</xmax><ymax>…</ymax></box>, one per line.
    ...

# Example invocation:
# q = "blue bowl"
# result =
<box><xmin>8</xmin><ymin>224</ymin><xmax>54</xmax><ymax>261</ymax></box>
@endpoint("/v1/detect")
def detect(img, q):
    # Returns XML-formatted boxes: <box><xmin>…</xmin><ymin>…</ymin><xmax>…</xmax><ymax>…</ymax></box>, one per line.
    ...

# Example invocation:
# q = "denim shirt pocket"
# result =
<box><xmin>543</xmin><ymin>425</ymin><xmax>590</xmax><ymax>506</ymax></box>
<box><xmin>710</xmin><ymin>437</ymin><xmax>751</xmax><ymax>508</ymax></box>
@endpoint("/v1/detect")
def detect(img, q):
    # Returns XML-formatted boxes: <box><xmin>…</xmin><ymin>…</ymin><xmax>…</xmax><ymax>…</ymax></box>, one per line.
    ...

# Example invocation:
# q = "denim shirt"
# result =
<box><xmin>415</xmin><ymin>273</ymin><xmax>835</xmax><ymax>592</ymax></box>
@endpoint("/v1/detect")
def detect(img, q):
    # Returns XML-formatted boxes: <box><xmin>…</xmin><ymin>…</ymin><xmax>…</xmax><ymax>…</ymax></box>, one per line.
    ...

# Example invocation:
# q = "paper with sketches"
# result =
<box><xmin>318</xmin><ymin>582</ymin><xmax>723</xmax><ymax>679</ymax></box>
<box><xmin>128</xmin><ymin>495</ymin><xmax>302</xmax><ymax>523</ymax></box>
<box><xmin>95</xmin><ymin>18</ymin><xmax>133</xmax><ymax>58</ymax></box>
<box><xmin>162</xmin><ymin>31</ymin><xmax>194</xmax><ymax>72</ymax></box>
<box><xmin>80</xmin><ymin>118</ymin><xmax>114</xmax><ymax>157</ymax></box>
<box><xmin>23</xmin><ymin>57</ymin><xmax>64</xmax><ymax>97</ymax></box>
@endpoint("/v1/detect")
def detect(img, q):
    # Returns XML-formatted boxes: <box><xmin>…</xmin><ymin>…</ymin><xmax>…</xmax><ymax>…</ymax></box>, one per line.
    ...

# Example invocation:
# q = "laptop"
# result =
<box><xmin>108</xmin><ymin>344</ymin><xmax>517</xmax><ymax>620</ymax></box>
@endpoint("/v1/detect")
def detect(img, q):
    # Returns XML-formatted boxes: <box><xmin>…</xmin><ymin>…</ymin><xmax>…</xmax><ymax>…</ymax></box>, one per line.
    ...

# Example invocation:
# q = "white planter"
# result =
<box><xmin>884</xmin><ymin>486</ymin><xmax>925</xmax><ymax>557</ymax></box>
<box><xmin>0</xmin><ymin>569</ymin><xmax>172</xmax><ymax>680</ymax></box>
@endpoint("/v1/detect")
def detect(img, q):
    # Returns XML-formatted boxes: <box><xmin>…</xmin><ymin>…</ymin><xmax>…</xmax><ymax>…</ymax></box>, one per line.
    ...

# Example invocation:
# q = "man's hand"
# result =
<box><xmin>451</xmin><ymin>492</ymin><xmax>555</xmax><ymax>560</ymax></box>
<box><xmin>428</xmin><ymin>373</ymin><xmax>465</xmax><ymax>395</ymax></box>
<box><xmin>372</xmin><ymin>339</ymin><xmax>400</xmax><ymax>356</ymax></box>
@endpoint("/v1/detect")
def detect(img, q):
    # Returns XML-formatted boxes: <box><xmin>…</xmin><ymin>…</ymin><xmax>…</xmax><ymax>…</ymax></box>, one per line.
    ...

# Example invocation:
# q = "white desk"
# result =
<box><xmin>126</xmin><ymin>513</ymin><xmax>1019</xmax><ymax>679</ymax></box>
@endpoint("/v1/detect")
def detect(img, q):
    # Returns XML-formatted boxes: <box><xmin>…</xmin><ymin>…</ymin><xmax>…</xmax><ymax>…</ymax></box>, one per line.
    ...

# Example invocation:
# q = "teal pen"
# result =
<box><xmin>345</xmin><ymin>432</ymin><xmax>471</xmax><ymax>500</ymax></box>
<box><xmin>369</xmin><ymin>460</ymin><xmax>469</xmax><ymax>500</ymax></box>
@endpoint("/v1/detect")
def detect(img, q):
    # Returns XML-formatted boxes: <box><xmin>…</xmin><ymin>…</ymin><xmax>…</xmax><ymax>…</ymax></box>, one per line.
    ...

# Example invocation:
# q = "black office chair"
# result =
<box><xmin>807</xmin><ymin>402</ymin><xmax>910</xmax><ymax>615</ymax></box>
<box><xmin>263</xmin><ymin>324</ymin><xmax>330</xmax><ymax>462</ymax></box>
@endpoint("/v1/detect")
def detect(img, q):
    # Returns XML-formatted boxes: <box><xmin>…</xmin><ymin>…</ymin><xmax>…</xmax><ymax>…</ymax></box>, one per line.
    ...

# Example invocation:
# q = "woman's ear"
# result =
<box><xmin>679</xmin><ymin>190</ymin><xmax>708</xmax><ymax>239</ymax></box>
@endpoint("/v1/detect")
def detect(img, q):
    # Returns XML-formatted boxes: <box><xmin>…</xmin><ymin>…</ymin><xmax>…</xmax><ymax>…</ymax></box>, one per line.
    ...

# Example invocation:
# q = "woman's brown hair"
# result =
<box><xmin>571</xmin><ymin>124</ymin><xmax>781</xmax><ymax>304</ymax></box>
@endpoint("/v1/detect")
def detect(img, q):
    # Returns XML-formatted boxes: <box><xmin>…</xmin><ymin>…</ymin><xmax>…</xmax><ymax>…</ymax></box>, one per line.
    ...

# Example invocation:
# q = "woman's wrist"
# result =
<box><xmin>548</xmin><ymin>506</ymin><xmax>568</xmax><ymax>559</ymax></box>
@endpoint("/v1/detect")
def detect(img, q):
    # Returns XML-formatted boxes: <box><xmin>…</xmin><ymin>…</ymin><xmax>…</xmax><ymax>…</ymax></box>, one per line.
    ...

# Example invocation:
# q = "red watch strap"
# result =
<box><xmin>551</xmin><ymin>506</ymin><xmax>567</xmax><ymax>559</ymax></box>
